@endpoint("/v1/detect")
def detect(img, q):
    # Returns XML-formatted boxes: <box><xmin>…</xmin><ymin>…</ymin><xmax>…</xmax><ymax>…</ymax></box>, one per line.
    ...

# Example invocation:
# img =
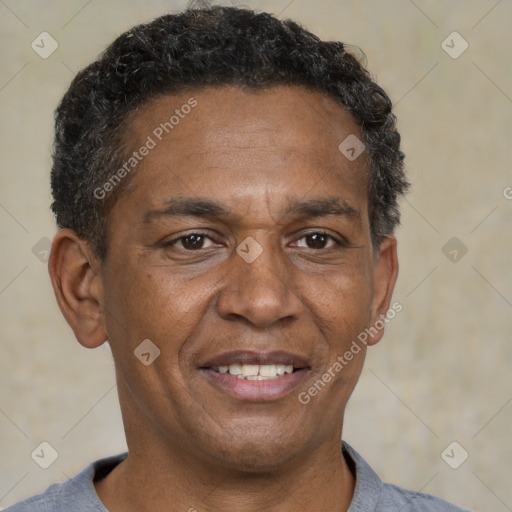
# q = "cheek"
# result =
<box><xmin>317</xmin><ymin>265</ymin><xmax>373</xmax><ymax>329</ymax></box>
<box><xmin>101</xmin><ymin>266</ymin><xmax>196</xmax><ymax>398</ymax></box>
<box><xmin>310</xmin><ymin>265</ymin><xmax>374</xmax><ymax>385</ymax></box>
<box><xmin>314</xmin><ymin>280</ymin><xmax>372</xmax><ymax>397</ymax></box>
<box><xmin>102</xmin><ymin>261</ymin><xmax>213</xmax><ymax>350</ymax></box>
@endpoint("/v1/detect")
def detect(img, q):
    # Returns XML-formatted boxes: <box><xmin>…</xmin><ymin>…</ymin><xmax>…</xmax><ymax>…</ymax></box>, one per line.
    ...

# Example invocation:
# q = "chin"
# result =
<box><xmin>206</xmin><ymin>429</ymin><xmax>308</xmax><ymax>473</ymax></box>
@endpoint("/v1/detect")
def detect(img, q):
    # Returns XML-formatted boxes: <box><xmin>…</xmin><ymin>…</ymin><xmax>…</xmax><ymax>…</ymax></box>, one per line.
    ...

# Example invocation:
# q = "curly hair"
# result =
<box><xmin>51</xmin><ymin>6</ymin><xmax>408</xmax><ymax>259</ymax></box>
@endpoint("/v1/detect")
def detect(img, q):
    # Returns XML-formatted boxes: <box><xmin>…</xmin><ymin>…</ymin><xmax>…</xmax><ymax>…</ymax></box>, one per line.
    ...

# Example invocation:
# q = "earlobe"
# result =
<box><xmin>48</xmin><ymin>229</ymin><xmax>108</xmax><ymax>349</ymax></box>
<box><xmin>367</xmin><ymin>235</ymin><xmax>399</xmax><ymax>346</ymax></box>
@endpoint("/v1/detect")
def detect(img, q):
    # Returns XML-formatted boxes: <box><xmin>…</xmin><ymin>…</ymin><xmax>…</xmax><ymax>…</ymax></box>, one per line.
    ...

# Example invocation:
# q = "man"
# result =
<box><xmin>7</xmin><ymin>6</ymin><xmax>470</xmax><ymax>512</ymax></box>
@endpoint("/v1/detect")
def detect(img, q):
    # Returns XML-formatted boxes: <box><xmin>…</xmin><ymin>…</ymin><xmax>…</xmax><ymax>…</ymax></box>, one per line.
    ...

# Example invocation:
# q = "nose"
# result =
<box><xmin>215</xmin><ymin>242</ymin><xmax>304</xmax><ymax>328</ymax></box>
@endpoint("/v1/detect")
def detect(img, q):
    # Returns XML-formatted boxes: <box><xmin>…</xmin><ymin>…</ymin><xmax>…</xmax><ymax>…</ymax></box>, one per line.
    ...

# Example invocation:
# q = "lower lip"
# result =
<box><xmin>201</xmin><ymin>369</ymin><xmax>309</xmax><ymax>402</ymax></box>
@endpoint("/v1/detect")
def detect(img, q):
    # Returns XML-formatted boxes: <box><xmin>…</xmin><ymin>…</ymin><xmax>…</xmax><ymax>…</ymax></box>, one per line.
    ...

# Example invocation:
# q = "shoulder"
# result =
<box><xmin>342</xmin><ymin>442</ymin><xmax>472</xmax><ymax>512</ymax></box>
<box><xmin>3</xmin><ymin>482</ymin><xmax>62</xmax><ymax>512</ymax></box>
<box><xmin>380</xmin><ymin>483</ymin><xmax>472</xmax><ymax>511</ymax></box>
<box><xmin>3</xmin><ymin>453</ymin><xmax>127</xmax><ymax>512</ymax></box>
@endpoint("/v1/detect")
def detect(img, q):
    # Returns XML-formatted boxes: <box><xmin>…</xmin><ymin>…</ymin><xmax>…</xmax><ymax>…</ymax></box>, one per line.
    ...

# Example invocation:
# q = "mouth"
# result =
<box><xmin>199</xmin><ymin>351</ymin><xmax>310</xmax><ymax>401</ymax></box>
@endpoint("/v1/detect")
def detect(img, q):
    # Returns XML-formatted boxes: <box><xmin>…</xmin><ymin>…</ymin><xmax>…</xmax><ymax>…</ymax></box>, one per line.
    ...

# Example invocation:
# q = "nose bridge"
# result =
<box><xmin>216</xmin><ymin>236</ymin><xmax>302</xmax><ymax>327</ymax></box>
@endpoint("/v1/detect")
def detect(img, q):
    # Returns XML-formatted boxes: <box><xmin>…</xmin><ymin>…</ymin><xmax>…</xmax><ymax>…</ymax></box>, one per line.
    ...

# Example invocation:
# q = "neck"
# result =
<box><xmin>95</xmin><ymin>430</ymin><xmax>355</xmax><ymax>512</ymax></box>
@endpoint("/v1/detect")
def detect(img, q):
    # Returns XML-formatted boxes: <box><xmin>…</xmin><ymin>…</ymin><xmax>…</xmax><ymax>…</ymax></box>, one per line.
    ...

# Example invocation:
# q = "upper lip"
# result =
<box><xmin>200</xmin><ymin>350</ymin><xmax>310</xmax><ymax>369</ymax></box>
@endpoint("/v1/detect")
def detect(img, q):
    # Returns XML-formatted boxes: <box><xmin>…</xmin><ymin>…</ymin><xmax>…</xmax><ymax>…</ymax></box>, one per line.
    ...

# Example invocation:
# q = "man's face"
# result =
<box><xmin>98</xmin><ymin>85</ymin><xmax>395</xmax><ymax>471</ymax></box>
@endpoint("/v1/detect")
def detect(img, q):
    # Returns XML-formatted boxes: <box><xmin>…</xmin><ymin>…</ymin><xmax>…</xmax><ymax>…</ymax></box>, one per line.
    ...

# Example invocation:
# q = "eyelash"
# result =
<box><xmin>165</xmin><ymin>231</ymin><xmax>345</xmax><ymax>251</ymax></box>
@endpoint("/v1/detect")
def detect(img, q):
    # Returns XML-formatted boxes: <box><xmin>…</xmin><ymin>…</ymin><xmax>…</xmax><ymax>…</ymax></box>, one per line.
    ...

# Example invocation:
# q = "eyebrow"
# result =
<box><xmin>143</xmin><ymin>197</ymin><xmax>361</xmax><ymax>224</ymax></box>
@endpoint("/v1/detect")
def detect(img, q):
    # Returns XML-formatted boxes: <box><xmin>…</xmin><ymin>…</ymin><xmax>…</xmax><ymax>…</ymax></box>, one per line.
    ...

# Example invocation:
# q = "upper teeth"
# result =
<box><xmin>214</xmin><ymin>363</ymin><xmax>294</xmax><ymax>380</ymax></box>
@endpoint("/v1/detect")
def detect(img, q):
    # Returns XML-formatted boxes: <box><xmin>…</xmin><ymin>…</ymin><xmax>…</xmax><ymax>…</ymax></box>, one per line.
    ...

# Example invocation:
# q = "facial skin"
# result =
<box><xmin>49</xmin><ymin>85</ymin><xmax>398</xmax><ymax>512</ymax></box>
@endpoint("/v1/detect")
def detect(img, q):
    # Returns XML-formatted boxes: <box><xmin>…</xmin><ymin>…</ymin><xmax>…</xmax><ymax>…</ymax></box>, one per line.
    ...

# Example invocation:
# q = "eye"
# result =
<box><xmin>165</xmin><ymin>231</ymin><xmax>344</xmax><ymax>252</ymax></box>
<box><xmin>294</xmin><ymin>232</ymin><xmax>342</xmax><ymax>250</ymax></box>
<box><xmin>166</xmin><ymin>232</ymin><xmax>216</xmax><ymax>250</ymax></box>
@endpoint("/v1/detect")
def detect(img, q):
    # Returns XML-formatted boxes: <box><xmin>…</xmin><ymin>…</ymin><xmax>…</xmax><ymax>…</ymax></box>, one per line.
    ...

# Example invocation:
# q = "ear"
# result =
<box><xmin>366</xmin><ymin>235</ymin><xmax>399</xmax><ymax>346</ymax></box>
<box><xmin>48</xmin><ymin>229</ymin><xmax>107</xmax><ymax>348</ymax></box>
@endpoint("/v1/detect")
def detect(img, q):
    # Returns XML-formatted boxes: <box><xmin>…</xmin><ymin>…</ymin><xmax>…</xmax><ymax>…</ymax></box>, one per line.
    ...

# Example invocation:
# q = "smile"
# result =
<box><xmin>211</xmin><ymin>363</ymin><xmax>296</xmax><ymax>380</ymax></box>
<box><xmin>199</xmin><ymin>350</ymin><xmax>310</xmax><ymax>400</ymax></box>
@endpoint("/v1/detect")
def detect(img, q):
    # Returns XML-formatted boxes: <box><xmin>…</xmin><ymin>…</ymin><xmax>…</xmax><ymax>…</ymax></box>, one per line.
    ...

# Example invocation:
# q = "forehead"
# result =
<box><xmin>115</xmin><ymin>85</ymin><xmax>369</xmax><ymax>222</ymax></box>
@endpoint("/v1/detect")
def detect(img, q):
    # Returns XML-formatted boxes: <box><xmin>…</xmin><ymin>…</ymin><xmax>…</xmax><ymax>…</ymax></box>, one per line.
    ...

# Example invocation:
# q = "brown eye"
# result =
<box><xmin>296</xmin><ymin>232</ymin><xmax>340</xmax><ymax>250</ymax></box>
<box><xmin>306</xmin><ymin>233</ymin><xmax>328</xmax><ymax>249</ymax></box>
<box><xmin>166</xmin><ymin>233</ymin><xmax>216</xmax><ymax>251</ymax></box>
<box><xmin>180</xmin><ymin>234</ymin><xmax>206</xmax><ymax>250</ymax></box>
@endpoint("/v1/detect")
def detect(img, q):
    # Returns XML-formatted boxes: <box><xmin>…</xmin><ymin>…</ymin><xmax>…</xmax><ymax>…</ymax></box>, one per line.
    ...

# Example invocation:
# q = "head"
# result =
<box><xmin>49</xmin><ymin>6</ymin><xmax>408</xmax><ymax>473</ymax></box>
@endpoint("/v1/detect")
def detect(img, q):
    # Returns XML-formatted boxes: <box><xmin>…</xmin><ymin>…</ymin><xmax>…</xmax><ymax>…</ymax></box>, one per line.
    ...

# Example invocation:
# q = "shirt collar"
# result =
<box><xmin>343</xmin><ymin>441</ymin><xmax>383</xmax><ymax>511</ymax></box>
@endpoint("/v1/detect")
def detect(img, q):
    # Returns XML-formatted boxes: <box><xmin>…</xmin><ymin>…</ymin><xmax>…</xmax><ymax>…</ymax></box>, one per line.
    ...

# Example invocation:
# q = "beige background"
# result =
<box><xmin>1</xmin><ymin>1</ymin><xmax>511</xmax><ymax>510</ymax></box>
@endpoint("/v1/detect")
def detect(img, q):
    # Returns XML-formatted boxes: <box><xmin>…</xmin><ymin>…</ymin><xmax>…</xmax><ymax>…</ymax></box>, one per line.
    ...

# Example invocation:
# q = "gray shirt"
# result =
<box><xmin>5</xmin><ymin>442</ymin><xmax>472</xmax><ymax>511</ymax></box>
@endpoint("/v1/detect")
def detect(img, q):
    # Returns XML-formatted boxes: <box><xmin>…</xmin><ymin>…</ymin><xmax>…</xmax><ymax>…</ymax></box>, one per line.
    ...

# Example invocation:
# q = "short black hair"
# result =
<box><xmin>51</xmin><ymin>6</ymin><xmax>408</xmax><ymax>259</ymax></box>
